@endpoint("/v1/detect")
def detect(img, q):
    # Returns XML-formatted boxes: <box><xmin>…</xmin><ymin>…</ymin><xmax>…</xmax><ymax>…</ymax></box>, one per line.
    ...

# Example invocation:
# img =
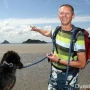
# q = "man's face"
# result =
<box><xmin>58</xmin><ymin>6</ymin><xmax>75</xmax><ymax>25</ymax></box>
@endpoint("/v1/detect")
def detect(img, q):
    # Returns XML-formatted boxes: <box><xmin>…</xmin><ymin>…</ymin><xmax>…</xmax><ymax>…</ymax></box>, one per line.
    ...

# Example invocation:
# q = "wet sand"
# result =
<box><xmin>0</xmin><ymin>44</ymin><xmax>90</xmax><ymax>90</ymax></box>
<box><xmin>0</xmin><ymin>44</ymin><xmax>52</xmax><ymax>54</ymax></box>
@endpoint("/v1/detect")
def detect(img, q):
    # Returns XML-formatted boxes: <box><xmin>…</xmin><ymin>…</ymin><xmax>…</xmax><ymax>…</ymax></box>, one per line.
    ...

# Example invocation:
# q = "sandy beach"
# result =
<box><xmin>0</xmin><ymin>44</ymin><xmax>52</xmax><ymax>54</ymax></box>
<box><xmin>0</xmin><ymin>44</ymin><xmax>90</xmax><ymax>90</ymax></box>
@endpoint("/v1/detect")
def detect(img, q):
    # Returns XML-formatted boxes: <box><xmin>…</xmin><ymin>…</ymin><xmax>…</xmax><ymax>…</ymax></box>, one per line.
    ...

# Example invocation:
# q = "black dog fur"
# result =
<box><xmin>0</xmin><ymin>51</ymin><xmax>23</xmax><ymax>90</ymax></box>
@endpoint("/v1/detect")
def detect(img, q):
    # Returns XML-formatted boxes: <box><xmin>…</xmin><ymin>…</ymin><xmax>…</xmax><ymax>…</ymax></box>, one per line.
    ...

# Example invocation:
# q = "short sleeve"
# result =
<box><xmin>50</xmin><ymin>29</ymin><xmax>55</xmax><ymax>39</ymax></box>
<box><xmin>74</xmin><ymin>32</ymin><xmax>85</xmax><ymax>52</ymax></box>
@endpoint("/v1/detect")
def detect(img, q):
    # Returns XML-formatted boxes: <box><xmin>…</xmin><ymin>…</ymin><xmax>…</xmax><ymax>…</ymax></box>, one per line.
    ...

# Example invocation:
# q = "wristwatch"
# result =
<box><xmin>57</xmin><ymin>58</ymin><xmax>61</xmax><ymax>63</ymax></box>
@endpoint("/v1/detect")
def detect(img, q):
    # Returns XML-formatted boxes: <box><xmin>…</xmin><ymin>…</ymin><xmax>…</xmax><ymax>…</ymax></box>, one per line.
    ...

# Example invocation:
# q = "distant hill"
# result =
<box><xmin>1</xmin><ymin>40</ymin><xmax>10</xmax><ymax>44</ymax></box>
<box><xmin>23</xmin><ymin>39</ymin><xmax>47</xmax><ymax>43</ymax></box>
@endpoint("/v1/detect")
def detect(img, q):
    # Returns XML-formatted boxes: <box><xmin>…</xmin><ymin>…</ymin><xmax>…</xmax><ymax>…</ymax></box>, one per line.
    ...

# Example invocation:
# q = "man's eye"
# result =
<box><xmin>60</xmin><ymin>12</ymin><xmax>71</xmax><ymax>15</ymax></box>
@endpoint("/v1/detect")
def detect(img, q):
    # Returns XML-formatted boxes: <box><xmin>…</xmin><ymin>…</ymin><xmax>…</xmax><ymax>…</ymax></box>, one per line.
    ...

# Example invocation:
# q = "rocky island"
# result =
<box><xmin>1</xmin><ymin>40</ymin><xmax>10</xmax><ymax>44</ymax></box>
<box><xmin>23</xmin><ymin>39</ymin><xmax>47</xmax><ymax>43</ymax></box>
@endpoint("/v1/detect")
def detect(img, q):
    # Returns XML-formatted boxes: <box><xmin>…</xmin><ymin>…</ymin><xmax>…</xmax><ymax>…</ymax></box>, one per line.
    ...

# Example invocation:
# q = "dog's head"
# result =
<box><xmin>1</xmin><ymin>51</ymin><xmax>23</xmax><ymax>69</ymax></box>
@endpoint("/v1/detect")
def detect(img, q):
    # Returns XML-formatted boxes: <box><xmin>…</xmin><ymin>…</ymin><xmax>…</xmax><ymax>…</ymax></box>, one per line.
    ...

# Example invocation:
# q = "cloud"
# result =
<box><xmin>0</xmin><ymin>18</ymin><xmax>59</xmax><ymax>25</ymax></box>
<box><xmin>43</xmin><ymin>25</ymin><xmax>52</xmax><ymax>30</ymax></box>
<box><xmin>88</xmin><ymin>27</ymin><xmax>90</xmax><ymax>30</ymax></box>
<box><xmin>0</xmin><ymin>15</ymin><xmax>90</xmax><ymax>26</ymax></box>
<box><xmin>0</xmin><ymin>20</ymin><xmax>50</xmax><ymax>43</ymax></box>
<box><xmin>87</xmin><ymin>27</ymin><xmax>90</xmax><ymax>37</ymax></box>
<box><xmin>87</xmin><ymin>27</ymin><xmax>90</xmax><ymax>31</ymax></box>
<box><xmin>73</xmin><ymin>15</ymin><xmax>90</xmax><ymax>22</ymax></box>
<box><xmin>0</xmin><ymin>15</ymin><xmax>90</xmax><ymax>43</ymax></box>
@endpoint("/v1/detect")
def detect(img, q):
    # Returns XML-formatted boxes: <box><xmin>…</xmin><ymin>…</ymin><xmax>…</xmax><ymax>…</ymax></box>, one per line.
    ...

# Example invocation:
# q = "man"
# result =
<box><xmin>30</xmin><ymin>4</ymin><xmax>86</xmax><ymax>90</ymax></box>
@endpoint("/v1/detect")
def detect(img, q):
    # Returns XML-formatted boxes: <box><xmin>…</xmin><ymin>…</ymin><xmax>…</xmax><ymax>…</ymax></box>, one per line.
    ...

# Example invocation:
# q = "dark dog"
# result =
<box><xmin>0</xmin><ymin>51</ymin><xmax>23</xmax><ymax>90</ymax></box>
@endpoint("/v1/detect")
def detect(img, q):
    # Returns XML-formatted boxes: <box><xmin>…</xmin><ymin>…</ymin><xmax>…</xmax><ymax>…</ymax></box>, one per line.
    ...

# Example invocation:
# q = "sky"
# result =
<box><xmin>0</xmin><ymin>0</ymin><xmax>90</xmax><ymax>43</ymax></box>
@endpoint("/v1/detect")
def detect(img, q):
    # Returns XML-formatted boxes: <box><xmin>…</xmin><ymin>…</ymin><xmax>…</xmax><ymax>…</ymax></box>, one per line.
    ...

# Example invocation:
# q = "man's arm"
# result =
<box><xmin>59</xmin><ymin>52</ymin><xmax>86</xmax><ymax>68</ymax></box>
<box><xmin>47</xmin><ymin>52</ymin><xmax>86</xmax><ymax>69</ymax></box>
<box><xmin>30</xmin><ymin>25</ymin><xmax>51</xmax><ymax>37</ymax></box>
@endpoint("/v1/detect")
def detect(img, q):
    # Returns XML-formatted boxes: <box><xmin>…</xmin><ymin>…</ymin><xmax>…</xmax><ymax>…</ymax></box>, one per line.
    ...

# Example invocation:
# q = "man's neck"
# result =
<box><xmin>61</xmin><ymin>24</ymin><xmax>73</xmax><ymax>31</ymax></box>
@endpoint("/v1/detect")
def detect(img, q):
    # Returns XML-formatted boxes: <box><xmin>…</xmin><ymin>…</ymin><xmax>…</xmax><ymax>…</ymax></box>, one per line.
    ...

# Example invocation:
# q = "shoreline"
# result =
<box><xmin>0</xmin><ymin>44</ymin><xmax>52</xmax><ymax>54</ymax></box>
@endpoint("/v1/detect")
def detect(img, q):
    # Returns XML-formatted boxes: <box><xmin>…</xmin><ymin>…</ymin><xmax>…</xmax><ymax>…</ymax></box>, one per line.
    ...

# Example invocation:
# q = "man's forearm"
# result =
<box><xmin>35</xmin><ymin>28</ymin><xmax>51</xmax><ymax>37</ymax></box>
<box><xmin>30</xmin><ymin>25</ymin><xmax>51</xmax><ymax>37</ymax></box>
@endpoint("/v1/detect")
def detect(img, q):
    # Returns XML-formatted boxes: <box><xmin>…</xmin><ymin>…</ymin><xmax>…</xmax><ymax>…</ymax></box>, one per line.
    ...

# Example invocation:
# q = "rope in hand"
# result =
<box><xmin>23</xmin><ymin>56</ymin><xmax>47</xmax><ymax>68</ymax></box>
<box><xmin>23</xmin><ymin>26</ymin><xmax>76</xmax><ymax>87</ymax></box>
<box><xmin>23</xmin><ymin>26</ymin><xmax>77</xmax><ymax>88</ymax></box>
<box><xmin>23</xmin><ymin>40</ymin><xmax>54</xmax><ymax>68</ymax></box>
<box><xmin>65</xmin><ymin>26</ymin><xmax>77</xmax><ymax>84</ymax></box>
<box><xmin>23</xmin><ymin>45</ymin><xmax>54</xmax><ymax>68</ymax></box>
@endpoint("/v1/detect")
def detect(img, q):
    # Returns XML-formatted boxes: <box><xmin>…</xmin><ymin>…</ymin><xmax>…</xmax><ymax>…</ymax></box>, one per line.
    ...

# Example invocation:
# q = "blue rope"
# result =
<box><xmin>23</xmin><ymin>42</ymin><xmax>54</xmax><ymax>68</ymax></box>
<box><xmin>23</xmin><ymin>31</ymin><xmax>55</xmax><ymax>68</ymax></box>
<box><xmin>23</xmin><ymin>43</ymin><xmax>54</xmax><ymax>68</ymax></box>
<box><xmin>65</xmin><ymin>26</ymin><xmax>76</xmax><ymax>83</ymax></box>
<box><xmin>23</xmin><ymin>26</ymin><xmax>76</xmax><ymax>85</ymax></box>
<box><xmin>23</xmin><ymin>56</ymin><xmax>47</xmax><ymax>68</ymax></box>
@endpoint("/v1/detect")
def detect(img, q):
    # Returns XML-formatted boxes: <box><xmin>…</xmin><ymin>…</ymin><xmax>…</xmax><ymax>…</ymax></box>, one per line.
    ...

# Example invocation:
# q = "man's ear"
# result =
<box><xmin>58</xmin><ymin>13</ymin><xmax>60</xmax><ymax>20</ymax></box>
<box><xmin>72</xmin><ymin>13</ymin><xmax>75</xmax><ymax>19</ymax></box>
